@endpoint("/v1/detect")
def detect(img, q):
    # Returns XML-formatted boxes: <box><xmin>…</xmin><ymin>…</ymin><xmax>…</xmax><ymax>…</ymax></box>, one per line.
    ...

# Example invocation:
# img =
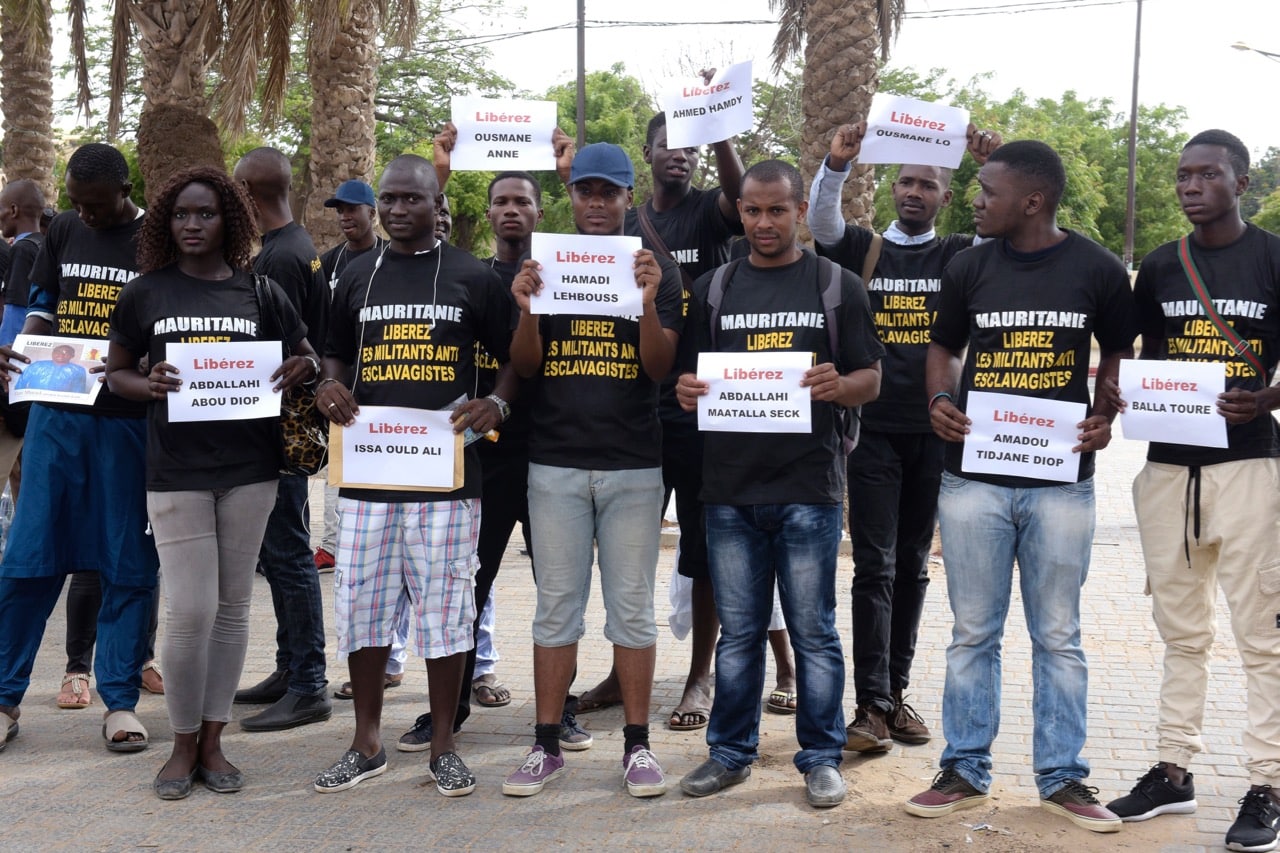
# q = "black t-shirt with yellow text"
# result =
<box><xmin>326</xmin><ymin>242</ymin><xmax>512</xmax><ymax>502</ymax></box>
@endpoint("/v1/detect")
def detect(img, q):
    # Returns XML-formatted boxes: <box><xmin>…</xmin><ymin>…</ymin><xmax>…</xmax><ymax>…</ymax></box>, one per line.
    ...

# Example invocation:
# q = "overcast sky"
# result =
<box><xmin>467</xmin><ymin>0</ymin><xmax>1275</xmax><ymax>158</ymax></box>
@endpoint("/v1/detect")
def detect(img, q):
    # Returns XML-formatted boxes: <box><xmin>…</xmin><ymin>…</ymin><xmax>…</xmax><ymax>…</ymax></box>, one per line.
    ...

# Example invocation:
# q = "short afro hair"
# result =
<box><xmin>66</xmin><ymin>143</ymin><xmax>130</xmax><ymax>187</ymax></box>
<box><xmin>646</xmin><ymin>112</ymin><xmax>667</xmax><ymax>148</ymax></box>
<box><xmin>742</xmin><ymin>159</ymin><xmax>805</xmax><ymax>205</ymax></box>
<box><xmin>986</xmin><ymin>140</ymin><xmax>1066</xmax><ymax>208</ymax></box>
<box><xmin>488</xmin><ymin>171</ymin><xmax>541</xmax><ymax>206</ymax></box>
<box><xmin>1184</xmin><ymin>129</ymin><xmax>1250</xmax><ymax>179</ymax></box>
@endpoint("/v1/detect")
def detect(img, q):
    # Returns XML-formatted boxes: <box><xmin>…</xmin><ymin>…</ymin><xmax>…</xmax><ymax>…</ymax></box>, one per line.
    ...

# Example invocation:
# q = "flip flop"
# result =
<box><xmin>668</xmin><ymin>708</ymin><xmax>710</xmax><ymax>731</ymax></box>
<box><xmin>102</xmin><ymin>709</ymin><xmax>149</xmax><ymax>753</ymax></box>
<box><xmin>57</xmin><ymin>673</ymin><xmax>92</xmax><ymax>709</ymax></box>
<box><xmin>766</xmin><ymin>690</ymin><xmax>797</xmax><ymax>715</ymax></box>
<box><xmin>0</xmin><ymin>709</ymin><xmax>17</xmax><ymax>752</ymax></box>
<box><xmin>472</xmin><ymin>674</ymin><xmax>511</xmax><ymax>708</ymax></box>
<box><xmin>333</xmin><ymin>673</ymin><xmax>404</xmax><ymax>700</ymax></box>
<box><xmin>574</xmin><ymin>693</ymin><xmax>622</xmax><ymax>714</ymax></box>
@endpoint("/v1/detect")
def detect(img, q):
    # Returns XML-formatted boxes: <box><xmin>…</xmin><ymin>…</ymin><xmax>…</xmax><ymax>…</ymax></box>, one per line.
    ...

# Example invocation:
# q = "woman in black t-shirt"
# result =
<box><xmin>106</xmin><ymin>166</ymin><xmax>318</xmax><ymax>800</ymax></box>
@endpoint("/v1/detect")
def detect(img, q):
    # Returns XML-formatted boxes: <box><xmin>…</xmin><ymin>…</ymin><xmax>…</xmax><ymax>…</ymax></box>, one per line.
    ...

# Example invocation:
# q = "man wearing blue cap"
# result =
<box><xmin>502</xmin><ymin>143</ymin><xmax>683</xmax><ymax>798</ymax></box>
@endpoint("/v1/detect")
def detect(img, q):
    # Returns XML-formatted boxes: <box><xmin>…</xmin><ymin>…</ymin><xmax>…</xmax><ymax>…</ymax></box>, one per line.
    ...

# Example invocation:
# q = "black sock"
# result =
<box><xmin>534</xmin><ymin>723</ymin><xmax>562</xmax><ymax>757</ymax></box>
<box><xmin>623</xmin><ymin>723</ymin><xmax>649</xmax><ymax>755</ymax></box>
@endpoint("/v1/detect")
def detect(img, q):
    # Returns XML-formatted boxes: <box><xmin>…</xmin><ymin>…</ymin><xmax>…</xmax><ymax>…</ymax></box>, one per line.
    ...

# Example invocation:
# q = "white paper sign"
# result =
<box><xmin>449</xmin><ymin>97</ymin><xmax>557</xmax><ymax>171</ymax></box>
<box><xmin>338</xmin><ymin>406</ymin><xmax>457</xmax><ymax>489</ymax></box>
<box><xmin>961</xmin><ymin>391</ymin><xmax>1085</xmax><ymax>483</ymax></box>
<box><xmin>165</xmin><ymin>341</ymin><xmax>283</xmax><ymax>423</ymax></box>
<box><xmin>1118</xmin><ymin>359</ymin><xmax>1227</xmax><ymax>448</ymax></box>
<box><xmin>529</xmin><ymin>233</ymin><xmax>643</xmax><ymax>318</ymax></box>
<box><xmin>662</xmin><ymin>61</ymin><xmax>755</xmax><ymax>149</ymax></box>
<box><xmin>859</xmin><ymin>93</ymin><xmax>970</xmax><ymax>169</ymax></box>
<box><xmin>9</xmin><ymin>334</ymin><xmax>106</xmax><ymax>406</ymax></box>
<box><xmin>696</xmin><ymin>351</ymin><xmax>813</xmax><ymax>433</ymax></box>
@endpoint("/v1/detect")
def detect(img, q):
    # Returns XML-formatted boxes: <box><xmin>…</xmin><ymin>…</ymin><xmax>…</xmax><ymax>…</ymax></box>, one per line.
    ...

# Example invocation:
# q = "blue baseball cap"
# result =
<box><xmin>324</xmin><ymin>179</ymin><xmax>376</xmax><ymax>208</ymax></box>
<box><xmin>570</xmin><ymin>143</ymin><xmax>634</xmax><ymax>189</ymax></box>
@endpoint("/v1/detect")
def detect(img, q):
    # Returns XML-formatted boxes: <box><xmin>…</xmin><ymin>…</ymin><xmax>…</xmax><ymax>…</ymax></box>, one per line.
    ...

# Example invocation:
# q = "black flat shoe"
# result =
<box><xmin>153</xmin><ymin>766</ymin><xmax>198</xmax><ymax>800</ymax></box>
<box><xmin>197</xmin><ymin>764</ymin><xmax>245</xmax><ymax>793</ymax></box>
<box><xmin>233</xmin><ymin>670</ymin><xmax>290</xmax><ymax>705</ymax></box>
<box><xmin>240</xmin><ymin>691</ymin><xmax>332</xmax><ymax>732</ymax></box>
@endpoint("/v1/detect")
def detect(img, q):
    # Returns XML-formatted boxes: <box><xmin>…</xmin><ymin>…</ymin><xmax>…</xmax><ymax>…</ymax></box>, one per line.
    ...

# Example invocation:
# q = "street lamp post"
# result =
<box><xmin>1232</xmin><ymin>41</ymin><xmax>1280</xmax><ymax>62</ymax></box>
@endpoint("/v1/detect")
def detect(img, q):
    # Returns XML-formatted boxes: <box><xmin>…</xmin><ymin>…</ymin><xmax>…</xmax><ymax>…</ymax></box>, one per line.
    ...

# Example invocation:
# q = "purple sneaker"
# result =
<box><xmin>502</xmin><ymin>747</ymin><xmax>565</xmax><ymax>797</ymax></box>
<box><xmin>623</xmin><ymin>745</ymin><xmax>667</xmax><ymax>798</ymax></box>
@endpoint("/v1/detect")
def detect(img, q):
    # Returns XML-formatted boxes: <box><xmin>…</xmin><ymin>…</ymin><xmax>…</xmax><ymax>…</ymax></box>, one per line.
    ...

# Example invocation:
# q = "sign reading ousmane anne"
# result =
<box><xmin>859</xmin><ymin>93</ymin><xmax>970</xmax><ymax>169</ymax></box>
<box><xmin>661</xmin><ymin>62</ymin><xmax>754</xmax><ymax>149</ymax></box>
<box><xmin>529</xmin><ymin>233</ymin><xmax>643</xmax><ymax>318</ymax></box>
<box><xmin>449</xmin><ymin>97</ymin><xmax>558</xmax><ymax>171</ymax></box>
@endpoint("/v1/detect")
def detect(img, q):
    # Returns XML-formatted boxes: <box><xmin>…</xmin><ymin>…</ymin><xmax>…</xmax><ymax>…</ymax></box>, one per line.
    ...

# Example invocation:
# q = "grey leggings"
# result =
<box><xmin>148</xmin><ymin>480</ymin><xmax>278</xmax><ymax>734</ymax></box>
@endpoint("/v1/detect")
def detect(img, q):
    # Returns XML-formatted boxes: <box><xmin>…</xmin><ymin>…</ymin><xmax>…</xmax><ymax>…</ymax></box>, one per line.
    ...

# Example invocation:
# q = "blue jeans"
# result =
<box><xmin>705</xmin><ymin>503</ymin><xmax>846</xmax><ymax>775</ymax></box>
<box><xmin>258</xmin><ymin>473</ymin><xmax>327</xmax><ymax>695</ymax></box>
<box><xmin>528</xmin><ymin>463</ymin><xmax>662</xmax><ymax>649</ymax></box>
<box><xmin>937</xmin><ymin>472</ymin><xmax>1094</xmax><ymax>797</ymax></box>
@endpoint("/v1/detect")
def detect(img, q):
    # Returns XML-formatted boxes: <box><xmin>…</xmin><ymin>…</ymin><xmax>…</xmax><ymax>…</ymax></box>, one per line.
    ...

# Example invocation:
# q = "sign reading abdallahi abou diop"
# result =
<box><xmin>449</xmin><ymin>96</ymin><xmax>558</xmax><ymax>172</ymax></box>
<box><xmin>859</xmin><ymin>93</ymin><xmax>970</xmax><ymax>170</ymax></box>
<box><xmin>661</xmin><ymin>61</ymin><xmax>754</xmax><ymax>149</ymax></box>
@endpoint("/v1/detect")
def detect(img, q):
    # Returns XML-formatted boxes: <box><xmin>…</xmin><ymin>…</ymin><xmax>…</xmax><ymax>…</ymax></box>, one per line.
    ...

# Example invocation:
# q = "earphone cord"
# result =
<box><xmin>351</xmin><ymin>240</ymin><xmax>442</xmax><ymax>400</ymax></box>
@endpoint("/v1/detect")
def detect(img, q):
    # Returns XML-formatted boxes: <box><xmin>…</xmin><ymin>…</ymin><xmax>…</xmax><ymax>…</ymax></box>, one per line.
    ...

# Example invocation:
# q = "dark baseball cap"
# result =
<box><xmin>569</xmin><ymin>143</ymin><xmax>634</xmax><ymax>189</ymax></box>
<box><xmin>323</xmin><ymin>179</ymin><xmax>376</xmax><ymax>208</ymax></box>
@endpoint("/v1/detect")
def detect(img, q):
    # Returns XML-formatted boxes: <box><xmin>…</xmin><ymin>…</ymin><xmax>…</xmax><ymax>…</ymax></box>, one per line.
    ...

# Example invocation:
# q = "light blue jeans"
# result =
<box><xmin>705</xmin><ymin>503</ymin><xmax>846</xmax><ymax>774</ymax></box>
<box><xmin>528</xmin><ymin>463</ymin><xmax>662</xmax><ymax>649</ymax></box>
<box><xmin>937</xmin><ymin>472</ymin><xmax>1094</xmax><ymax>797</ymax></box>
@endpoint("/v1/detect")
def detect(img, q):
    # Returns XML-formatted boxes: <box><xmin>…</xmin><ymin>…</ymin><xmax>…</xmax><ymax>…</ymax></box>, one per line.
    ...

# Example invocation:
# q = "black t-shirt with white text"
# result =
<box><xmin>682</xmin><ymin>251</ymin><xmax>884</xmax><ymax>505</ymax></box>
<box><xmin>527</xmin><ymin>259</ymin><xmax>684</xmax><ymax>470</ymax></box>
<box><xmin>320</xmin><ymin>237</ymin><xmax>387</xmax><ymax>291</ymax></box>
<box><xmin>326</xmin><ymin>242</ymin><xmax>512</xmax><ymax>502</ymax></box>
<box><xmin>29</xmin><ymin>211</ymin><xmax>146</xmax><ymax>418</ymax></box>
<box><xmin>818</xmin><ymin>224</ymin><xmax>974</xmax><ymax>431</ymax></box>
<box><xmin>931</xmin><ymin>231</ymin><xmax>1138</xmax><ymax>487</ymax></box>
<box><xmin>1134</xmin><ymin>223</ymin><xmax>1280</xmax><ymax>465</ymax></box>
<box><xmin>110</xmin><ymin>268</ymin><xmax>306</xmax><ymax>490</ymax></box>
<box><xmin>475</xmin><ymin>255</ymin><xmax>528</xmax><ymax>457</ymax></box>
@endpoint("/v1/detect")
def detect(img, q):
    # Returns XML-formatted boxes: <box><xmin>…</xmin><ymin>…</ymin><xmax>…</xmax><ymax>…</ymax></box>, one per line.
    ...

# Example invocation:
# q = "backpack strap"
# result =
<box><xmin>705</xmin><ymin>259</ymin><xmax>741</xmax><ymax>350</ymax></box>
<box><xmin>818</xmin><ymin>256</ymin><xmax>843</xmax><ymax>369</ymax></box>
<box><xmin>859</xmin><ymin>233</ymin><xmax>883</xmax><ymax>288</ymax></box>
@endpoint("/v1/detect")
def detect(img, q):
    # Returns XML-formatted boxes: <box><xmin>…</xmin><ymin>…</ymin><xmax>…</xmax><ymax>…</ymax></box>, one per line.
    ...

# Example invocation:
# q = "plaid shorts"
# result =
<box><xmin>333</xmin><ymin>497</ymin><xmax>479</xmax><ymax>660</ymax></box>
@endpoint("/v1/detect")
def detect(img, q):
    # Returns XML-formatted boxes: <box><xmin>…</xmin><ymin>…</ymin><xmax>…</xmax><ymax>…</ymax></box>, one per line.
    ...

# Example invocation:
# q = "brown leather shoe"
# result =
<box><xmin>888</xmin><ymin>690</ymin><xmax>931</xmax><ymax>744</ymax></box>
<box><xmin>844</xmin><ymin>705</ymin><xmax>892</xmax><ymax>752</ymax></box>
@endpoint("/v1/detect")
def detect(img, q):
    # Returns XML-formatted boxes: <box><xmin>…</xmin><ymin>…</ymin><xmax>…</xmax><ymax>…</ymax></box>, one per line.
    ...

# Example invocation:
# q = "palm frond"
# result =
<box><xmin>216</xmin><ymin>0</ymin><xmax>265</xmax><ymax>136</ymax></box>
<box><xmin>876</xmin><ymin>0</ymin><xmax>905</xmax><ymax>62</ymax></box>
<box><xmin>381</xmin><ymin>0</ymin><xmax>416</xmax><ymax>53</ymax></box>
<box><xmin>4</xmin><ymin>0</ymin><xmax>52</xmax><ymax>56</ymax></box>
<box><xmin>66</xmin><ymin>0</ymin><xmax>93</xmax><ymax>120</ymax></box>
<box><xmin>768</xmin><ymin>0</ymin><xmax>805</xmax><ymax>75</ymax></box>
<box><xmin>260</xmin><ymin>0</ymin><xmax>296</xmax><ymax>124</ymax></box>
<box><xmin>106</xmin><ymin>0</ymin><xmax>131</xmax><ymax>139</ymax></box>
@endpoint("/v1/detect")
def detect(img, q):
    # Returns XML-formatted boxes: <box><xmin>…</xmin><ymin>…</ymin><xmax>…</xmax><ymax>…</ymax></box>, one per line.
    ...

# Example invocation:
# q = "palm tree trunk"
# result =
<box><xmin>301</xmin><ymin>0</ymin><xmax>378</xmax><ymax>249</ymax></box>
<box><xmin>801</xmin><ymin>0</ymin><xmax>881</xmax><ymax>228</ymax></box>
<box><xmin>1</xmin><ymin>0</ymin><xmax>57</xmax><ymax>203</ymax></box>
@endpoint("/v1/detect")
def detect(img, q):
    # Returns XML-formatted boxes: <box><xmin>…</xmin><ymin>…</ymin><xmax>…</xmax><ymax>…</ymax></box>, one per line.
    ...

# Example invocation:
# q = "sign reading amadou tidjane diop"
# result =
<box><xmin>449</xmin><ymin>97</ymin><xmax>558</xmax><ymax>171</ymax></box>
<box><xmin>661</xmin><ymin>61</ymin><xmax>755</xmax><ymax>149</ymax></box>
<box><xmin>859</xmin><ymin>93</ymin><xmax>970</xmax><ymax>170</ymax></box>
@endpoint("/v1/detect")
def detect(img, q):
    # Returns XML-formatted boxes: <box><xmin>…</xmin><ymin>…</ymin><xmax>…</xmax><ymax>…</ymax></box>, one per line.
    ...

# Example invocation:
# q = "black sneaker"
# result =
<box><xmin>396</xmin><ymin>713</ymin><xmax>462</xmax><ymax>753</ymax></box>
<box><xmin>1225</xmin><ymin>786</ymin><xmax>1280</xmax><ymax>853</ymax></box>
<box><xmin>559</xmin><ymin>708</ymin><xmax>593</xmax><ymax>751</ymax></box>
<box><xmin>1107</xmin><ymin>764</ymin><xmax>1197</xmax><ymax>822</ymax></box>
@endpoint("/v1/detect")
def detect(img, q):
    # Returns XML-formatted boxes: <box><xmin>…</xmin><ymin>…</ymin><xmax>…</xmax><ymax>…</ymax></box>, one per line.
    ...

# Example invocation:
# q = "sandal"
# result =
<box><xmin>0</xmin><ymin>709</ymin><xmax>17</xmax><ymax>752</ymax></box>
<box><xmin>141</xmin><ymin>661</ymin><xmax>165</xmax><ymax>695</ymax></box>
<box><xmin>57</xmin><ymin>673</ymin><xmax>92</xmax><ymax>709</ymax></box>
<box><xmin>102</xmin><ymin>709</ymin><xmax>149</xmax><ymax>753</ymax></box>
<box><xmin>472</xmin><ymin>674</ymin><xmax>511</xmax><ymax>708</ymax></box>
<box><xmin>668</xmin><ymin>708</ymin><xmax>710</xmax><ymax>731</ymax></box>
<box><xmin>766</xmin><ymin>689</ymin><xmax>797</xmax><ymax>715</ymax></box>
<box><xmin>333</xmin><ymin>673</ymin><xmax>404</xmax><ymax>700</ymax></box>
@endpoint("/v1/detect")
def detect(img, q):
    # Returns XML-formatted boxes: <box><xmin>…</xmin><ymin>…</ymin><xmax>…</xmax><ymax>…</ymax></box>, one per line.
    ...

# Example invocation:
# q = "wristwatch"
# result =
<box><xmin>486</xmin><ymin>394</ymin><xmax>511</xmax><ymax>423</ymax></box>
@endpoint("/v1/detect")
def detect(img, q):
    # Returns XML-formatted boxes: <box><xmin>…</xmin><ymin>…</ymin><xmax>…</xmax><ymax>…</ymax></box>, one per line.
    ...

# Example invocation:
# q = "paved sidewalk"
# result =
<box><xmin>0</xmin><ymin>424</ymin><xmax>1255</xmax><ymax>852</ymax></box>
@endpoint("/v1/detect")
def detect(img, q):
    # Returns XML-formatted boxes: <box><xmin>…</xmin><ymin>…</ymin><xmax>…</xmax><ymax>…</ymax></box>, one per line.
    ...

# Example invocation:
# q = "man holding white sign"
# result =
<box><xmin>313</xmin><ymin>155</ymin><xmax>515</xmax><ymax>798</ymax></box>
<box><xmin>504</xmin><ymin>142</ymin><xmax>682</xmax><ymax>798</ymax></box>
<box><xmin>675</xmin><ymin>160</ymin><xmax>882</xmax><ymax>808</ymax></box>
<box><xmin>913</xmin><ymin>141</ymin><xmax>1137</xmax><ymax>832</ymax></box>
<box><xmin>809</xmin><ymin>117</ymin><xmax>1000</xmax><ymax>753</ymax></box>
<box><xmin>1102</xmin><ymin>130</ymin><xmax>1280</xmax><ymax>853</ymax></box>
